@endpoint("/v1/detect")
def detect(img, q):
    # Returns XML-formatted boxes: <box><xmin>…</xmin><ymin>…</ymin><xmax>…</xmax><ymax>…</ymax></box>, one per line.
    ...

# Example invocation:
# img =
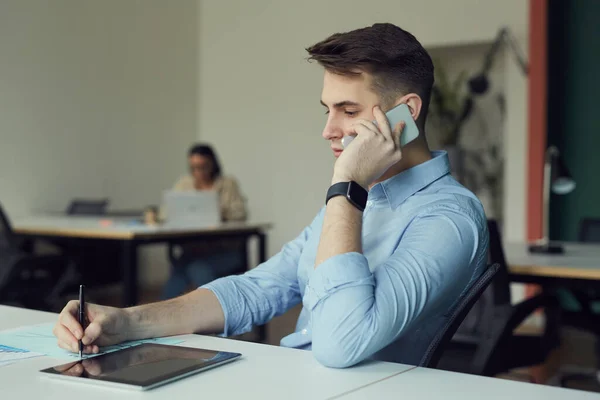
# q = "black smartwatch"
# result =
<box><xmin>326</xmin><ymin>181</ymin><xmax>368</xmax><ymax>212</ymax></box>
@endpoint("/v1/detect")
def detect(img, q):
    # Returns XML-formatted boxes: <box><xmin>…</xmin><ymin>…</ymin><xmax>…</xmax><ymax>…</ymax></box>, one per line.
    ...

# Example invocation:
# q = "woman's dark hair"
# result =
<box><xmin>188</xmin><ymin>144</ymin><xmax>222</xmax><ymax>181</ymax></box>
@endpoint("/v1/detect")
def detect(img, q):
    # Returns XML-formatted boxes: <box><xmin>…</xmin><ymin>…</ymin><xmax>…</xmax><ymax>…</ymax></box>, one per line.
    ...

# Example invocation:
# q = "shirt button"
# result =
<box><xmin>301</xmin><ymin>329</ymin><xmax>308</xmax><ymax>335</ymax></box>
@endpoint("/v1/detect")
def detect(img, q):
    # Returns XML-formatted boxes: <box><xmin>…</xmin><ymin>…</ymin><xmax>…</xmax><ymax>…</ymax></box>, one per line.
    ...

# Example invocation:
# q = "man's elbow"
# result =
<box><xmin>311</xmin><ymin>335</ymin><xmax>365</xmax><ymax>369</ymax></box>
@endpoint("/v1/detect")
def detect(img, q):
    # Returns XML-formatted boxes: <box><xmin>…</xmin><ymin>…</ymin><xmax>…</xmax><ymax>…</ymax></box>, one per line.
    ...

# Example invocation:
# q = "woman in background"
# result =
<box><xmin>161</xmin><ymin>144</ymin><xmax>248</xmax><ymax>299</ymax></box>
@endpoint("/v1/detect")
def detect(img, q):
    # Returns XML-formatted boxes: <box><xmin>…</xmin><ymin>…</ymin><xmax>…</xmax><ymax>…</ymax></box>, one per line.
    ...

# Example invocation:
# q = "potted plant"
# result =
<box><xmin>426</xmin><ymin>60</ymin><xmax>469</xmax><ymax>180</ymax></box>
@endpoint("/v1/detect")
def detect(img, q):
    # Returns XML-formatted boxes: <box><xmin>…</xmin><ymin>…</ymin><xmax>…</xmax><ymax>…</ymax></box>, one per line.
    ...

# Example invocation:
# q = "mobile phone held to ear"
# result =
<box><xmin>342</xmin><ymin>103</ymin><xmax>419</xmax><ymax>149</ymax></box>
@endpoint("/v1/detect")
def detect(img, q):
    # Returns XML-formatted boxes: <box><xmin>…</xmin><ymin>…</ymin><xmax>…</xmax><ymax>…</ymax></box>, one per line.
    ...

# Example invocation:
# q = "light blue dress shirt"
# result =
<box><xmin>203</xmin><ymin>151</ymin><xmax>489</xmax><ymax>368</ymax></box>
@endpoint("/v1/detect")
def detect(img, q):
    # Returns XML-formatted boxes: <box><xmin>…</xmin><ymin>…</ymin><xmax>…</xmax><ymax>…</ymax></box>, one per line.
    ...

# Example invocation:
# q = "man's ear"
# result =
<box><xmin>393</xmin><ymin>93</ymin><xmax>423</xmax><ymax>121</ymax></box>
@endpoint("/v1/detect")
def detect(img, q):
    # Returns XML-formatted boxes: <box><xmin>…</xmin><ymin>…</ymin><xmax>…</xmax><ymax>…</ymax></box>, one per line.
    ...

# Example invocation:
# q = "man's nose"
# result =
<box><xmin>322</xmin><ymin>116</ymin><xmax>343</xmax><ymax>140</ymax></box>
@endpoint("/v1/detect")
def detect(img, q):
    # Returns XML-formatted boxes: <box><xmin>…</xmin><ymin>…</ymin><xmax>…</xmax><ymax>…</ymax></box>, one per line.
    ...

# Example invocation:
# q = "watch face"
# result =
<box><xmin>347</xmin><ymin>182</ymin><xmax>368</xmax><ymax>209</ymax></box>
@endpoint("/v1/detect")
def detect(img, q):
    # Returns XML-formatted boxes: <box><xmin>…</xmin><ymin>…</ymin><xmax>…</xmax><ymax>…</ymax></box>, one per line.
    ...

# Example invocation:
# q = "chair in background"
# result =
<box><xmin>66</xmin><ymin>199</ymin><xmax>109</xmax><ymax>216</ymax></box>
<box><xmin>420</xmin><ymin>263</ymin><xmax>500</xmax><ymax>368</ymax></box>
<box><xmin>436</xmin><ymin>219</ymin><xmax>560</xmax><ymax>378</ymax></box>
<box><xmin>0</xmin><ymin>203</ymin><xmax>76</xmax><ymax>311</ymax></box>
<box><xmin>580</xmin><ymin>218</ymin><xmax>600</xmax><ymax>243</ymax></box>
<box><xmin>556</xmin><ymin>217</ymin><xmax>600</xmax><ymax>388</ymax></box>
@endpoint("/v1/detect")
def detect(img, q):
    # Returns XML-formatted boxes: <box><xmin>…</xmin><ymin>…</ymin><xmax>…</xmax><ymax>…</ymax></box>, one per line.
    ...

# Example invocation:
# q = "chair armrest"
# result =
<box><xmin>505</xmin><ymin>293</ymin><xmax>559</xmax><ymax>333</ymax></box>
<box><xmin>468</xmin><ymin>293</ymin><xmax>559</xmax><ymax>376</ymax></box>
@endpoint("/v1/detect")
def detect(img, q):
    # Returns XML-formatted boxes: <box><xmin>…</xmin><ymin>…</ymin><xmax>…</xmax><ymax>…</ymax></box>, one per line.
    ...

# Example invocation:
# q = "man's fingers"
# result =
<box><xmin>86</xmin><ymin>344</ymin><xmax>100</xmax><ymax>354</ymax></box>
<box><xmin>373</xmin><ymin>106</ymin><xmax>393</xmax><ymax>140</ymax></box>
<box><xmin>82</xmin><ymin>320</ymin><xmax>103</xmax><ymax>346</ymax></box>
<box><xmin>57</xmin><ymin>338</ymin><xmax>77</xmax><ymax>353</ymax></box>
<box><xmin>350</xmin><ymin>121</ymin><xmax>377</xmax><ymax>139</ymax></box>
<box><xmin>54</xmin><ymin>324</ymin><xmax>78</xmax><ymax>352</ymax></box>
<box><xmin>59</xmin><ymin>301</ymin><xmax>83</xmax><ymax>339</ymax></box>
<box><xmin>354</xmin><ymin>119</ymin><xmax>379</xmax><ymax>134</ymax></box>
<box><xmin>394</xmin><ymin>121</ymin><xmax>406</xmax><ymax>146</ymax></box>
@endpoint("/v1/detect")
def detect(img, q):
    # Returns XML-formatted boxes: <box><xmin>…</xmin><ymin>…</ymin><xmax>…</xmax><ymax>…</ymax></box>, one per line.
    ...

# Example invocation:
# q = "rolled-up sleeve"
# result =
<box><xmin>303</xmin><ymin>252</ymin><xmax>373</xmax><ymax>309</ymax></box>
<box><xmin>305</xmin><ymin>205</ymin><xmax>487</xmax><ymax>368</ymax></box>
<box><xmin>203</xmin><ymin>209</ymin><xmax>324</xmax><ymax>336</ymax></box>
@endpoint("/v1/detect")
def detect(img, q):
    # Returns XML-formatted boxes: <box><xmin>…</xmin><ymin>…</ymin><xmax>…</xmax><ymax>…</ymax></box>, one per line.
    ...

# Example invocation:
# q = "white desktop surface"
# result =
<box><xmin>0</xmin><ymin>305</ymin><xmax>412</xmax><ymax>399</ymax></box>
<box><xmin>338</xmin><ymin>365</ymin><xmax>599</xmax><ymax>400</ymax></box>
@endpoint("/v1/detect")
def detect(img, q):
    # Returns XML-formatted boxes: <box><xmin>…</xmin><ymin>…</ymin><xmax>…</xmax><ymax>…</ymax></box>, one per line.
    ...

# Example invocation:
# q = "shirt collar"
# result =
<box><xmin>368</xmin><ymin>151</ymin><xmax>451</xmax><ymax>209</ymax></box>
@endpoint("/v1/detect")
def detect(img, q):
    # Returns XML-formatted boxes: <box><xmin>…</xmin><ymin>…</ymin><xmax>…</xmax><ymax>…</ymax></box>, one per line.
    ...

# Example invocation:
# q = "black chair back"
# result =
<box><xmin>420</xmin><ymin>263</ymin><xmax>500</xmax><ymax>368</ymax></box>
<box><xmin>579</xmin><ymin>218</ymin><xmax>600</xmax><ymax>243</ymax></box>
<box><xmin>0</xmin><ymin>203</ymin><xmax>16</xmax><ymax>252</ymax></box>
<box><xmin>454</xmin><ymin>220</ymin><xmax>510</xmax><ymax>337</ymax></box>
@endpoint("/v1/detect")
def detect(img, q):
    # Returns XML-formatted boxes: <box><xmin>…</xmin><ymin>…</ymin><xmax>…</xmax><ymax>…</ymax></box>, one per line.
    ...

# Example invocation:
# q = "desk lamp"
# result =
<box><xmin>529</xmin><ymin>146</ymin><xmax>576</xmax><ymax>254</ymax></box>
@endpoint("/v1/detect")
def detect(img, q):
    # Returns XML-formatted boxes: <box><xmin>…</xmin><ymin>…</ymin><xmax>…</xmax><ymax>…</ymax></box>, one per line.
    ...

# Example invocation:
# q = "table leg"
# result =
<box><xmin>121</xmin><ymin>240</ymin><xmax>138</xmax><ymax>307</ymax></box>
<box><xmin>258</xmin><ymin>232</ymin><xmax>267</xmax><ymax>263</ymax></box>
<box><xmin>256</xmin><ymin>232</ymin><xmax>268</xmax><ymax>343</ymax></box>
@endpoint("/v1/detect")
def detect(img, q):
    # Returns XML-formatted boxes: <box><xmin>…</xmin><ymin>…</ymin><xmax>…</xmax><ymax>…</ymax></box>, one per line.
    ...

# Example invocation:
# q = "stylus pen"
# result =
<box><xmin>78</xmin><ymin>285</ymin><xmax>85</xmax><ymax>359</ymax></box>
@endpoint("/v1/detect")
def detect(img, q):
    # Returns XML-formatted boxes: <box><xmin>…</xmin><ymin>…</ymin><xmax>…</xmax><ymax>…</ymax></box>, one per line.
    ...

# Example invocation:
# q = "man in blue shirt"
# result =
<box><xmin>53</xmin><ymin>23</ymin><xmax>488</xmax><ymax>369</ymax></box>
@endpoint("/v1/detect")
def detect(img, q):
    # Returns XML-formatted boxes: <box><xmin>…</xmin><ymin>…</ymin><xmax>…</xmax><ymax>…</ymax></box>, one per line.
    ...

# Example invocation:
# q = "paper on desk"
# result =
<box><xmin>0</xmin><ymin>344</ymin><xmax>44</xmax><ymax>367</ymax></box>
<box><xmin>0</xmin><ymin>323</ymin><xmax>183</xmax><ymax>360</ymax></box>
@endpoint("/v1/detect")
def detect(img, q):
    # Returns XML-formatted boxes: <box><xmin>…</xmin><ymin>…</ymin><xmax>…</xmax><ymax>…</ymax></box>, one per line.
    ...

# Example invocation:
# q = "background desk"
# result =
<box><xmin>505</xmin><ymin>242</ymin><xmax>600</xmax><ymax>289</ymax></box>
<box><xmin>337</xmin><ymin>365</ymin><xmax>597</xmax><ymax>399</ymax></box>
<box><xmin>13</xmin><ymin>216</ymin><xmax>272</xmax><ymax>306</ymax></box>
<box><xmin>0</xmin><ymin>305</ymin><xmax>413</xmax><ymax>400</ymax></box>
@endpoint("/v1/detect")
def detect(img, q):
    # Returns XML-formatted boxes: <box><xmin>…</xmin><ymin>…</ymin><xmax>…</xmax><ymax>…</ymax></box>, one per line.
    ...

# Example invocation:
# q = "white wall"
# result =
<box><xmin>0</xmin><ymin>0</ymin><xmax>199</xmax><ymax>286</ymax></box>
<box><xmin>197</xmin><ymin>0</ymin><xmax>529</xmax><ymax>259</ymax></box>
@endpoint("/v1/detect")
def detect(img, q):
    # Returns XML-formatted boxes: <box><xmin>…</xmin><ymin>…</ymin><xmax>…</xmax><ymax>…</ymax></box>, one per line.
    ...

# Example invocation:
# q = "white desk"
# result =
<box><xmin>337</xmin><ymin>366</ymin><xmax>599</xmax><ymax>400</ymax></box>
<box><xmin>0</xmin><ymin>306</ymin><xmax>414</xmax><ymax>400</ymax></box>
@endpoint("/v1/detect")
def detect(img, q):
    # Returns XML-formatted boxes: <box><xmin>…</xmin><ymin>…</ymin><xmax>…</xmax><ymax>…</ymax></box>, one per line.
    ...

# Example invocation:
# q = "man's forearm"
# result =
<box><xmin>124</xmin><ymin>288</ymin><xmax>225</xmax><ymax>340</ymax></box>
<box><xmin>315</xmin><ymin>196</ymin><xmax>363</xmax><ymax>267</ymax></box>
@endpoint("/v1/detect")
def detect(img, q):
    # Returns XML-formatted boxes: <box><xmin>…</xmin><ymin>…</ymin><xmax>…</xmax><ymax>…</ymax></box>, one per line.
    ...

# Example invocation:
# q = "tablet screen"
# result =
<box><xmin>40</xmin><ymin>343</ymin><xmax>241</xmax><ymax>389</ymax></box>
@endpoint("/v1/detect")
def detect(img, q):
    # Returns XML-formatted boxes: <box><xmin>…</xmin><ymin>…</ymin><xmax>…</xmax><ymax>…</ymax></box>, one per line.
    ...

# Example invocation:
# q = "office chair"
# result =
<box><xmin>66</xmin><ymin>199</ymin><xmax>109</xmax><ymax>216</ymax></box>
<box><xmin>0</xmin><ymin>203</ymin><xmax>76</xmax><ymax>311</ymax></box>
<box><xmin>580</xmin><ymin>218</ymin><xmax>600</xmax><ymax>243</ymax></box>
<box><xmin>436</xmin><ymin>220</ymin><xmax>560</xmax><ymax>377</ymax></box>
<box><xmin>557</xmin><ymin>218</ymin><xmax>600</xmax><ymax>388</ymax></box>
<box><xmin>420</xmin><ymin>263</ymin><xmax>500</xmax><ymax>368</ymax></box>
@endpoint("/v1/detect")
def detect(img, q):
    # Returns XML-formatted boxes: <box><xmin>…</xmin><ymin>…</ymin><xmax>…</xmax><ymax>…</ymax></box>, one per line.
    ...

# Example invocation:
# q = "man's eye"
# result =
<box><xmin>324</xmin><ymin>110</ymin><xmax>330</xmax><ymax>115</ymax></box>
<box><xmin>345</xmin><ymin>111</ymin><xmax>357</xmax><ymax>117</ymax></box>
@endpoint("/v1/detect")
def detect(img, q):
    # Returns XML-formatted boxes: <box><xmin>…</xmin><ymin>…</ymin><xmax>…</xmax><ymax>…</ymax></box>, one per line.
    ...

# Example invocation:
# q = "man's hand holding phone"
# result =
<box><xmin>332</xmin><ymin>106</ymin><xmax>404</xmax><ymax>188</ymax></box>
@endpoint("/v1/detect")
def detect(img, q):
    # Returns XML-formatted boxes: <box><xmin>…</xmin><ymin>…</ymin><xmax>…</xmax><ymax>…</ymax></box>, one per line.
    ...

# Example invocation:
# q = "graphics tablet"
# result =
<box><xmin>40</xmin><ymin>343</ymin><xmax>241</xmax><ymax>391</ymax></box>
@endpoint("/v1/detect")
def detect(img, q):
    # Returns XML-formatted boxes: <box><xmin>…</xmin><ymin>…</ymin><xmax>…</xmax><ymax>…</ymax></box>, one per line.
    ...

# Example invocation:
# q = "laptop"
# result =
<box><xmin>163</xmin><ymin>190</ymin><xmax>220</xmax><ymax>228</ymax></box>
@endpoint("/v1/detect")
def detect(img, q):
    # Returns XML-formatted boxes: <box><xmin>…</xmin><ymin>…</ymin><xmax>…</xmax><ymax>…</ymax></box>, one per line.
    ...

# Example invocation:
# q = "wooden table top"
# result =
<box><xmin>13</xmin><ymin>216</ymin><xmax>272</xmax><ymax>240</ymax></box>
<box><xmin>505</xmin><ymin>242</ymin><xmax>600</xmax><ymax>280</ymax></box>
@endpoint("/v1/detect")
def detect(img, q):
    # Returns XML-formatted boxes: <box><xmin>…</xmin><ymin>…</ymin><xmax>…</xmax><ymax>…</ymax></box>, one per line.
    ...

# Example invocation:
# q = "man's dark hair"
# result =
<box><xmin>306</xmin><ymin>23</ymin><xmax>434</xmax><ymax>126</ymax></box>
<box><xmin>188</xmin><ymin>143</ymin><xmax>222</xmax><ymax>181</ymax></box>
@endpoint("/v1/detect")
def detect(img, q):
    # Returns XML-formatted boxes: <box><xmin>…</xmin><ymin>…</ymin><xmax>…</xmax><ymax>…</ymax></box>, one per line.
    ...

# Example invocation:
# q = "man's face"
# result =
<box><xmin>189</xmin><ymin>154</ymin><xmax>213</xmax><ymax>183</ymax></box>
<box><xmin>320</xmin><ymin>70</ymin><xmax>381</xmax><ymax>158</ymax></box>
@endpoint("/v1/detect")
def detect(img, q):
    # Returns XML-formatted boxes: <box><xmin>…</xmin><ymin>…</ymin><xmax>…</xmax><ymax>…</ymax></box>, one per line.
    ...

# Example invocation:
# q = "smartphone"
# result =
<box><xmin>341</xmin><ymin>103</ymin><xmax>419</xmax><ymax>148</ymax></box>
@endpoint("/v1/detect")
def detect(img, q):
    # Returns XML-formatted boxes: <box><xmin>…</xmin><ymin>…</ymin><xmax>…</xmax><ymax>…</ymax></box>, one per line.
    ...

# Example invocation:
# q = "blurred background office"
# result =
<box><xmin>161</xmin><ymin>143</ymin><xmax>248</xmax><ymax>299</ymax></box>
<box><xmin>0</xmin><ymin>0</ymin><xmax>599</xmax><ymax>393</ymax></box>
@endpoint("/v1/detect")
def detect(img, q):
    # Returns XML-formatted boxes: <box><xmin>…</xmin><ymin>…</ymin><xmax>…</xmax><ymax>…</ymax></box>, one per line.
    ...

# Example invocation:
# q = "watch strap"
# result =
<box><xmin>326</xmin><ymin>181</ymin><xmax>368</xmax><ymax>211</ymax></box>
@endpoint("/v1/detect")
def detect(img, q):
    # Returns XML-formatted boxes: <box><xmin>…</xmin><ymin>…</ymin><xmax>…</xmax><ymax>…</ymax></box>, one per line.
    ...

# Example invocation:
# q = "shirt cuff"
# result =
<box><xmin>303</xmin><ymin>252</ymin><xmax>374</xmax><ymax>310</ymax></box>
<box><xmin>201</xmin><ymin>279</ymin><xmax>237</xmax><ymax>337</ymax></box>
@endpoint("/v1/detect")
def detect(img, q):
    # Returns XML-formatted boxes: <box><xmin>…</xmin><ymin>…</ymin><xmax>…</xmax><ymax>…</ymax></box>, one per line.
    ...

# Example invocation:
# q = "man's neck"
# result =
<box><xmin>369</xmin><ymin>139</ymin><xmax>432</xmax><ymax>189</ymax></box>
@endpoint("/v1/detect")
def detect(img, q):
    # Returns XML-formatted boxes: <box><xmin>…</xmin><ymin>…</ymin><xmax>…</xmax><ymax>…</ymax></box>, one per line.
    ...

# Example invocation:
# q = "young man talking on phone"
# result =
<box><xmin>53</xmin><ymin>23</ymin><xmax>488</xmax><ymax>369</ymax></box>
